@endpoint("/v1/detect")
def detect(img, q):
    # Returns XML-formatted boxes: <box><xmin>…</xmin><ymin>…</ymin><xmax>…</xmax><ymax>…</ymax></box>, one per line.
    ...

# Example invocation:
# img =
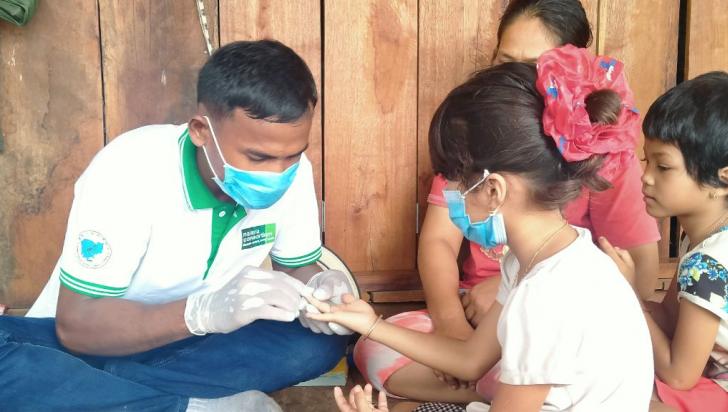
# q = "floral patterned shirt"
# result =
<box><xmin>678</xmin><ymin>226</ymin><xmax>728</xmax><ymax>381</ymax></box>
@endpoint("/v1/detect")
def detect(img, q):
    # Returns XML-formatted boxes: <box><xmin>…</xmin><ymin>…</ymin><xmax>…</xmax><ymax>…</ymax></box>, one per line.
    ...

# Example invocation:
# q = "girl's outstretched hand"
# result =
<box><xmin>334</xmin><ymin>384</ymin><xmax>388</xmax><ymax>412</ymax></box>
<box><xmin>598</xmin><ymin>236</ymin><xmax>637</xmax><ymax>288</ymax></box>
<box><xmin>304</xmin><ymin>293</ymin><xmax>379</xmax><ymax>336</ymax></box>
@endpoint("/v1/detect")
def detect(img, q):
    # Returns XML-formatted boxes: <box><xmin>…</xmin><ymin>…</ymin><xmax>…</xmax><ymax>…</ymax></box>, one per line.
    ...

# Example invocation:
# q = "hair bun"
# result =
<box><xmin>585</xmin><ymin>89</ymin><xmax>622</xmax><ymax>125</ymax></box>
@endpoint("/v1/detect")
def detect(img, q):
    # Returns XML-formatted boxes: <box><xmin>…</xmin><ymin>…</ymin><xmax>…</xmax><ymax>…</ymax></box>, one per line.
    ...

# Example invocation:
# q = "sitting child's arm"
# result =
<box><xmin>651</xmin><ymin>298</ymin><xmax>720</xmax><ymax>389</ymax></box>
<box><xmin>600</xmin><ymin>237</ymin><xmax>721</xmax><ymax>389</ymax></box>
<box><xmin>306</xmin><ymin>293</ymin><xmax>502</xmax><ymax>382</ymax></box>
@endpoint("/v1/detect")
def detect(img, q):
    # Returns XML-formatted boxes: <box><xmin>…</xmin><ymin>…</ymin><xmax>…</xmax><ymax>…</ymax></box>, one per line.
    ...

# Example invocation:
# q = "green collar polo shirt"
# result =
<box><xmin>27</xmin><ymin>124</ymin><xmax>322</xmax><ymax>318</ymax></box>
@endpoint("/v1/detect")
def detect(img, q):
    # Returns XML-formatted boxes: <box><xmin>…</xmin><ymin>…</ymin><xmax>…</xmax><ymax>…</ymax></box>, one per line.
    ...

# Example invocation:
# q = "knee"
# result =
<box><xmin>279</xmin><ymin>333</ymin><xmax>347</xmax><ymax>384</ymax></box>
<box><xmin>298</xmin><ymin>333</ymin><xmax>348</xmax><ymax>370</ymax></box>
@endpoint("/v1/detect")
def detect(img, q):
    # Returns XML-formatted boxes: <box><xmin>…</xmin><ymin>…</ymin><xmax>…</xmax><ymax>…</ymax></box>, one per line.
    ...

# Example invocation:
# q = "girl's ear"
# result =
<box><xmin>484</xmin><ymin>173</ymin><xmax>508</xmax><ymax>211</ymax></box>
<box><xmin>717</xmin><ymin>166</ymin><xmax>728</xmax><ymax>197</ymax></box>
<box><xmin>718</xmin><ymin>166</ymin><xmax>728</xmax><ymax>185</ymax></box>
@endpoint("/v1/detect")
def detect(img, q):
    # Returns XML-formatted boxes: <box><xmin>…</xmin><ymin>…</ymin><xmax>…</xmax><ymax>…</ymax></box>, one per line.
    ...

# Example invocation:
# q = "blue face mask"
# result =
<box><xmin>202</xmin><ymin>116</ymin><xmax>300</xmax><ymax>209</ymax></box>
<box><xmin>442</xmin><ymin>170</ymin><xmax>507</xmax><ymax>249</ymax></box>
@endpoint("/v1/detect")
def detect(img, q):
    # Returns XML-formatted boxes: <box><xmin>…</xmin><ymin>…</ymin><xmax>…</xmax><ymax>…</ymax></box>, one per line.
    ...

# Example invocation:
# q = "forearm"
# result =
<box><xmin>643</xmin><ymin>307</ymin><xmax>675</xmax><ymax>377</ymax></box>
<box><xmin>368</xmin><ymin>319</ymin><xmax>490</xmax><ymax>381</ymax></box>
<box><xmin>628</xmin><ymin>242</ymin><xmax>659</xmax><ymax>300</ymax></box>
<box><xmin>56</xmin><ymin>290</ymin><xmax>190</xmax><ymax>356</ymax></box>
<box><xmin>419</xmin><ymin>241</ymin><xmax>471</xmax><ymax>333</ymax></box>
<box><xmin>274</xmin><ymin>262</ymin><xmax>320</xmax><ymax>284</ymax></box>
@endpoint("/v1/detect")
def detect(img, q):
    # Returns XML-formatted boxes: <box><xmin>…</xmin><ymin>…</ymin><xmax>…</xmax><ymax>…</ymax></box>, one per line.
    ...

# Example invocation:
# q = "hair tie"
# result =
<box><xmin>536</xmin><ymin>44</ymin><xmax>640</xmax><ymax>180</ymax></box>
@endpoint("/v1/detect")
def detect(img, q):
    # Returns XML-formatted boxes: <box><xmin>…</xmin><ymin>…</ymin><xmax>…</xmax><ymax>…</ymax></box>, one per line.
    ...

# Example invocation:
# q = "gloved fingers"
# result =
<box><xmin>279</xmin><ymin>275</ymin><xmax>308</xmax><ymax>295</ymax></box>
<box><xmin>307</xmin><ymin>318</ymin><xmax>324</xmax><ymax>334</ymax></box>
<box><xmin>305</xmin><ymin>303</ymin><xmax>334</xmax><ymax>335</ymax></box>
<box><xmin>254</xmin><ymin>290</ymin><xmax>302</xmax><ymax>313</ymax></box>
<box><xmin>249</xmin><ymin>305</ymin><xmax>298</xmax><ymax>323</ymax></box>
<box><xmin>328</xmin><ymin>322</ymin><xmax>354</xmax><ymax>335</ymax></box>
<box><xmin>298</xmin><ymin>312</ymin><xmax>312</xmax><ymax>329</ymax></box>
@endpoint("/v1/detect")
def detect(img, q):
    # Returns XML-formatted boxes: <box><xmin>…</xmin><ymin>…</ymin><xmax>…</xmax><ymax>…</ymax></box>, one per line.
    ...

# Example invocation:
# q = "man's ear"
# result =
<box><xmin>188</xmin><ymin>115</ymin><xmax>210</xmax><ymax>148</ymax></box>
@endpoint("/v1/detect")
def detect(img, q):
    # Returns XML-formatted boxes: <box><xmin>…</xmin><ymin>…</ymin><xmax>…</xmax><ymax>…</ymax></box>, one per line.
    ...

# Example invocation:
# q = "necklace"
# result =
<box><xmin>688</xmin><ymin>211</ymin><xmax>728</xmax><ymax>250</ymax></box>
<box><xmin>513</xmin><ymin>221</ymin><xmax>569</xmax><ymax>288</ymax></box>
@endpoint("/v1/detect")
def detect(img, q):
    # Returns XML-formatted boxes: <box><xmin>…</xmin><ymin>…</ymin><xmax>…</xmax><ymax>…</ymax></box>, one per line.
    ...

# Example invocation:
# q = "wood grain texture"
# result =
<box><xmin>324</xmin><ymin>0</ymin><xmax>418</xmax><ymax>273</ymax></box>
<box><xmin>0</xmin><ymin>1</ymin><xmax>104</xmax><ymax>307</ymax></box>
<box><xmin>597</xmin><ymin>0</ymin><xmax>679</xmax><ymax>263</ymax></box>
<box><xmin>597</xmin><ymin>0</ymin><xmax>679</xmax><ymax>144</ymax></box>
<box><xmin>686</xmin><ymin>0</ymin><xmax>728</xmax><ymax>78</ymax></box>
<box><xmin>220</xmin><ymin>0</ymin><xmax>323</xmax><ymax>201</ymax></box>
<box><xmin>416</xmin><ymin>0</ymin><xmax>507</xmax><ymax>229</ymax></box>
<box><xmin>99</xmin><ymin>0</ymin><xmax>219</xmax><ymax>141</ymax></box>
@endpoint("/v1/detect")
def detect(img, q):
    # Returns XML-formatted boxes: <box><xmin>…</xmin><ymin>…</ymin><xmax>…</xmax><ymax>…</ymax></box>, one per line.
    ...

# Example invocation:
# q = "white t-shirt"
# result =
<box><xmin>496</xmin><ymin>226</ymin><xmax>653</xmax><ymax>411</ymax></box>
<box><xmin>27</xmin><ymin>124</ymin><xmax>321</xmax><ymax>318</ymax></box>
<box><xmin>677</xmin><ymin>226</ymin><xmax>728</xmax><ymax>381</ymax></box>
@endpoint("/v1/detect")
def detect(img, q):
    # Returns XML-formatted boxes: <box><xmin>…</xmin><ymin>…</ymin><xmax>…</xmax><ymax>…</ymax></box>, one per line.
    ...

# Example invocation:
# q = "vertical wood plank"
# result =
<box><xmin>0</xmin><ymin>1</ymin><xmax>104</xmax><ymax>307</ymax></box>
<box><xmin>597</xmin><ymin>0</ymin><xmax>679</xmax><ymax>265</ymax></box>
<box><xmin>324</xmin><ymin>0</ymin><xmax>418</xmax><ymax>273</ymax></box>
<box><xmin>581</xmin><ymin>0</ymin><xmax>599</xmax><ymax>53</ymax></box>
<box><xmin>597</xmin><ymin>0</ymin><xmax>679</xmax><ymax>146</ymax></box>
<box><xmin>686</xmin><ymin>0</ymin><xmax>728</xmax><ymax>78</ymax></box>
<box><xmin>99</xmin><ymin>0</ymin><xmax>219</xmax><ymax>140</ymax></box>
<box><xmin>219</xmin><ymin>0</ymin><xmax>323</xmax><ymax>202</ymax></box>
<box><xmin>416</xmin><ymin>1</ymin><xmax>507</xmax><ymax>229</ymax></box>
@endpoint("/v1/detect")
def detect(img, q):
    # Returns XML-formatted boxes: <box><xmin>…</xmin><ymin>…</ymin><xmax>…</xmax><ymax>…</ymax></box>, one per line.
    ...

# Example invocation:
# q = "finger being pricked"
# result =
<box><xmin>302</xmin><ymin>293</ymin><xmax>334</xmax><ymax>314</ymax></box>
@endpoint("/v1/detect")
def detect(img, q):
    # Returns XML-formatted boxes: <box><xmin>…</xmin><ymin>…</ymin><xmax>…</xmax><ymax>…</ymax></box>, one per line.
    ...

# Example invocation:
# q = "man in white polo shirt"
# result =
<box><xmin>0</xmin><ymin>40</ymin><xmax>354</xmax><ymax>411</ymax></box>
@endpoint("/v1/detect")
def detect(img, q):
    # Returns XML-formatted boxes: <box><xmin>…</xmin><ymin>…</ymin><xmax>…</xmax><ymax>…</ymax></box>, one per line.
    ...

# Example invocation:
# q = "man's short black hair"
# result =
<box><xmin>643</xmin><ymin>71</ymin><xmax>728</xmax><ymax>188</ymax></box>
<box><xmin>197</xmin><ymin>40</ymin><xmax>317</xmax><ymax>123</ymax></box>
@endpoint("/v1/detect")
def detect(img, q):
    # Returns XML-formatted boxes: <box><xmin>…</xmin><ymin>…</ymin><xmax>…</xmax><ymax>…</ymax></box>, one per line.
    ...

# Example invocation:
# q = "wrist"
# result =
<box><xmin>184</xmin><ymin>294</ymin><xmax>208</xmax><ymax>336</ymax></box>
<box><xmin>361</xmin><ymin>314</ymin><xmax>383</xmax><ymax>341</ymax></box>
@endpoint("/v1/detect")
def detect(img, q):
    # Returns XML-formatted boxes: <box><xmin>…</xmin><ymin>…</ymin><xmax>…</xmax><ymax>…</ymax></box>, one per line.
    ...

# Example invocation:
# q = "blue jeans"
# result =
<box><xmin>0</xmin><ymin>316</ymin><xmax>347</xmax><ymax>411</ymax></box>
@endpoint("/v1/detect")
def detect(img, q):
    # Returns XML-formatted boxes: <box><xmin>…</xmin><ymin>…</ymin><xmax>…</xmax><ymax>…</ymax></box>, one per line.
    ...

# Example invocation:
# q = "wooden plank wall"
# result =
<box><xmin>0</xmin><ymin>1</ymin><xmax>104</xmax><ymax>308</ymax></box>
<box><xmin>2</xmin><ymin>0</ymin><xmax>726</xmax><ymax>307</ymax></box>
<box><xmin>99</xmin><ymin>0</ymin><xmax>218</xmax><ymax>142</ymax></box>
<box><xmin>686</xmin><ymin>0</ymin><xmax>728</xmax><ymax>79</ymax></box>
<box><xmin>323</xmin><ymin>0</ymin><xmax>418</xmax><ymax>288</ymax></box>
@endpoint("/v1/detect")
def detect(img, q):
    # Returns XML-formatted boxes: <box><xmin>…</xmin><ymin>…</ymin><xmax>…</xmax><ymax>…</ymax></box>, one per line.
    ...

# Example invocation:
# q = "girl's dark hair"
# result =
<box><xmin>643</xmin><ymin>71</ymin><xmax>728</xmax><ymax>188</ymax></box>
<box><xmin>429</xmin><ymin>62</ymin><xmax>615</xmax><ymax>210</ymax></box>
<box><xmin>497</xmin><ymin>0</ymin><xmax>593</xmax><ymax>49</ymax></box>
<box><xmin>197</xmin><ymin>40</ymin><xmax>317</xmax><ymax>123</ymax></box>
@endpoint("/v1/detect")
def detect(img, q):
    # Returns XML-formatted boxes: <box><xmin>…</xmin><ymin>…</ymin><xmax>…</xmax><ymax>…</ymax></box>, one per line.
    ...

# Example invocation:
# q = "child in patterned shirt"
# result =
<box><xmin>602</xmin><ymin>71</ymin><xmax>728</xmax><ymax>412</ymax></box>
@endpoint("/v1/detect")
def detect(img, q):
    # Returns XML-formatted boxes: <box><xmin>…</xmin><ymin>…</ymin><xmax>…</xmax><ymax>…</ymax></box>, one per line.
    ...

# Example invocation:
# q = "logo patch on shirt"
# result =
<box><xmin>241</xmin><ymin>224</ymin><xmax>276</xmax><ymax>250</ymax></box>
<box><xmin>76</xmin><ymin>230</ymin><xmax>112</xmax><ymax>269</ymax></box>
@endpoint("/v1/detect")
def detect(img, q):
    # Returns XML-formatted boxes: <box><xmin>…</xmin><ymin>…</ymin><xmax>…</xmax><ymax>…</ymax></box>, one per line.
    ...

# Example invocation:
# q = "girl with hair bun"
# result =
<box><xmin>321</xmin><ymin>47</ymin><xmax>654</xmax><ymax>412</ymax></box>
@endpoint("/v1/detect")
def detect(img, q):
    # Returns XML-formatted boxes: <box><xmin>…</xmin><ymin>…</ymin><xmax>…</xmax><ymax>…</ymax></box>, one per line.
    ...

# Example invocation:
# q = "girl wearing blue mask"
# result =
<box><xmin>310</xmin><ymin>60</ymin><xmax>654</xmax><ymax>412</ymax></box>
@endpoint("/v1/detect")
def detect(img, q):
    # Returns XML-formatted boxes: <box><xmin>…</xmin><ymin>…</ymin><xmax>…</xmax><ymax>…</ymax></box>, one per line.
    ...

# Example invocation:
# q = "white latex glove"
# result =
<box><xmin>299</xmin><ymin>269</ymin><xmax>356</xmax><ymax>335</ymax></box>
<box><xmin>185</xmin><ymin>266</ymin><xmax>306</xmax><ymax>335</ymax></box>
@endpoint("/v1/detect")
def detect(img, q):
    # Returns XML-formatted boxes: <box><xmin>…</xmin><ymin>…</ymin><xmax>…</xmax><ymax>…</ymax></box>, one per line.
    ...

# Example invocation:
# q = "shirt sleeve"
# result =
<box><xmin>677</xmin><ymin>252</ymin><xmax>728</xmax><ymax>321</ymax></box>
<box><xmin>58</xmin><ymin>148</ymin><xmax>151</xmax><ymax>298</ymax></box>
<box><xmin>427</xmin><ymin>174</ymin><xmax>448</xmax><ymax>207</ymax></box>
<box><xmin>269</xmin><ymin>155</ymin><xmax>323</xmax><ymax>268</ymax></box>
<box><xmin>589</xmin><ymin>156</ymin><xmax>661</xmax><ymax>249</ymax></box>
<box><xmin>498</xmin><ymin>280</ymin><xmax>582</xmax><ymax>386</ymax></box>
